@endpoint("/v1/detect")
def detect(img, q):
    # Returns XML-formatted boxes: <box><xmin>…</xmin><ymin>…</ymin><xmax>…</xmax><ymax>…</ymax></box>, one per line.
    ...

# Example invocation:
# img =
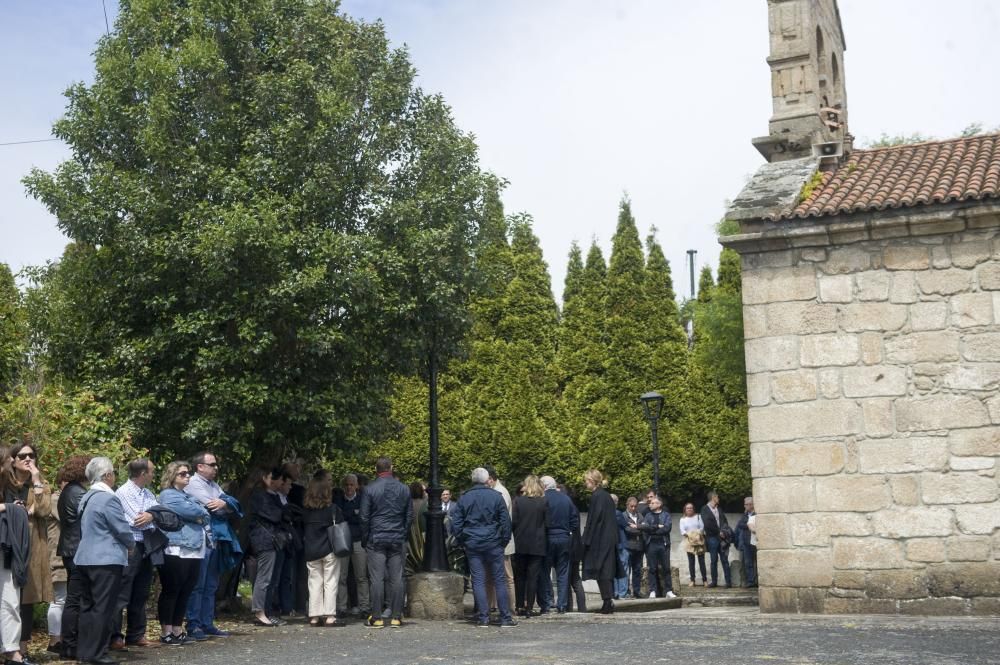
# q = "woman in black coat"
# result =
<box><xmin>511</xmin><ymin>475</ymin><xmax>546</xmax><ymax>617</ymax></box>
<box><xmin>582</xmin><ymin>469</ymin><xmax>622</xmax><ymax>614</ymax></box>
<box><xmin>249</xmin><ymin>469</ymin><xmax>290</xmax><ymax>626</ymax></box>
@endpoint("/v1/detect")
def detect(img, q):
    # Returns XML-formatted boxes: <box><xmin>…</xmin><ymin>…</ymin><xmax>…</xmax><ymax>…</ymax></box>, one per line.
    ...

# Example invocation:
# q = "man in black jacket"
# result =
<box><xmin>539</xmin><ymin>475</ymin><xmax>578</xmax><ymax>613</ymax></box>
<box><xmin>700</xmin><ymin>491</ymin><xmax>732</xmax><ymax>588</ymax></box>
<box><xmin>359</xmin><ymin>457</ymin><xmax>412</xmax><ymax>628</ymax></box>
<box><xmin>451</xmin><ymin>467</ymin><xmax>516</xmax><ymax>628</ymax></box>
<box><xmin>735</xmin><ymin>496</ymin><xmax>757</xmax><ymax>588</ymax></box>
<box><xmin>334</xmin><ymin>473</ymin><xmax>370</xmax><ymax>617</ymax></box>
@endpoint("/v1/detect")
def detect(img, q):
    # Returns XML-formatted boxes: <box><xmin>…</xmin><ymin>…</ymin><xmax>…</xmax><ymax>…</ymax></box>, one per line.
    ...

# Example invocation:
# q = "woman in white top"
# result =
<box><xmin>679</xmin><ymin>502</ymin><xmax>708</xmax><ymax>586</ymax></box>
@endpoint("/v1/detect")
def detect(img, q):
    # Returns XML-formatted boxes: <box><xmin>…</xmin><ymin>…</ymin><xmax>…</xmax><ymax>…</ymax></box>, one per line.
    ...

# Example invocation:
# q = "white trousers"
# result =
<box><xmin>0</xmin><ymin>567</ymin><xmax>22</xmax><ymax>653</ymax></box>
<box><xmin>48</xmin><ymin>580</ymin><xmax>68</xmax><ymax>637</ymax></box>
<box><xmin>307</xmin><ymin>554</ymin><xmax>341</xmax><ymax>618</ymax></box>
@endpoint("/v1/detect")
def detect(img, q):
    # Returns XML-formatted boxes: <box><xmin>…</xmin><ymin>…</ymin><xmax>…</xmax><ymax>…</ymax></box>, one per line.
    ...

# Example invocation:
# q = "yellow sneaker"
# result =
<box><xmin>367</xmin><ymin>616</ymin><xmax>384</xmax><ymax>628</ymax></box>
<box><xmin>389</xmin><ymin>618</ymin><xmax>402</xmax><ymax>628</ymax></box>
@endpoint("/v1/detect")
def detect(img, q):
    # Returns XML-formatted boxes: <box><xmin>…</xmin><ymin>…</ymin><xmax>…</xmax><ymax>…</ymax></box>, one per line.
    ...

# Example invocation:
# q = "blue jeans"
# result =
<box><xmin>706</xmin><ymin>536</ymin><xmax>732</xmax><ymax>586</ymax></box>
<box><xmin>467</xmin><ymin>545</ymin><xmax>511</xmax><ymax>623</ymax></box>
<box><xmin>614</xmin><ymin>546</ymin><xmax>629</xmax><ymax>598</ymax></box>
<box><xmin>545</xmin><ymin>537</ymin><xmax>571</xmax><ymax>611</ymax></box>
<box><xmin>186</xmin><ymin>548</ymin><xmax>221</xmax><ymax>631</ymax></box>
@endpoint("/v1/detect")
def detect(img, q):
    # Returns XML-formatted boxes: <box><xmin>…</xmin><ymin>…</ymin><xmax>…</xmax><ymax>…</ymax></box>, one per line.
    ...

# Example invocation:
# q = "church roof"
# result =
<box><xmin>775</xmin><ymin>133</ymin><xmax>1000</xmax><ymax>221</ymax></box>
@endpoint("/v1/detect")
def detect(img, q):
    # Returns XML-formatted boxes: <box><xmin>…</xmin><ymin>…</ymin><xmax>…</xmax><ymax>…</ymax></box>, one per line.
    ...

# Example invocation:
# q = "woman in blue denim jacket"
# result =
<box><xmin>157</xmin><ymin>462</ymin><xmax>211</xmax><ymax>646</ymax></box>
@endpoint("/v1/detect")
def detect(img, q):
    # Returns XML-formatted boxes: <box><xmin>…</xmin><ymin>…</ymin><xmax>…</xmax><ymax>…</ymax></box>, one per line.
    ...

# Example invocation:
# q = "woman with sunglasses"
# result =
<box><xmin>5</xmin><ymin>441</ymin><xmax>54</xmax><ymax>657</ymax></box>
<box><xmin>156</xmin><ymin>462</ymin><xmax>211</xmax><ymax>646</ymax></box>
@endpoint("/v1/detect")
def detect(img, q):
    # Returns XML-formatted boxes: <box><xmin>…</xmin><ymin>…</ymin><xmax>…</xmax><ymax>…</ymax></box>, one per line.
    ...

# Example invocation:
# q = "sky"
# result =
<box><xmin>2</xmin><ymin>0</ymin><xmax>999</xmax><ymax>301</ymax></box>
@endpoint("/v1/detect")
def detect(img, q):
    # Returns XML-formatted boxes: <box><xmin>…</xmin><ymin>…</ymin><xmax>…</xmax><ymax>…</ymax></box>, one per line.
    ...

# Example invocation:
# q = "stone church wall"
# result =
<box><xmin>740</xmin><ymin>208</ymin><xmax>1000</xmax><ymax>614</ymax></box>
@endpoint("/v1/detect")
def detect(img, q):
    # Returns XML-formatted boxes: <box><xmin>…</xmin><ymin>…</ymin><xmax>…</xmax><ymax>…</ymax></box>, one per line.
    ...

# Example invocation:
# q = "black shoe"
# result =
<box><xmin>707</xmin><ymin>582</ymin><xmax>718</xmax><ymax>588</ymax></box>
<box><xmin>599</xmin><ymin>600</ymin><xmax>615</xmax><ymax>614</ymax></box>
<box><xmin>476</xmin><ymin>620</ymin><xmax>490</xmax><ymax>628</ymax></box>
<box><xmin>84</xmin><ymin>656</ymin><xmax>117</xmax><ymax>665</ymax></box>
<box><xmin>47</xmin><ymin>642</ymin><xmax>64</xmax><ymax>655</ymax></box>
<box><xmin>500</xmin><ymin>619</ymin><xmax>518</xmax><ymax>628</ymax></box>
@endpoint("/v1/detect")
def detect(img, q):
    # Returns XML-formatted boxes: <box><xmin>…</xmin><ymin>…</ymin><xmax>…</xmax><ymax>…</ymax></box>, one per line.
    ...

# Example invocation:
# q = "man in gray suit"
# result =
<box><xmin>74</xmin><ymin>457</ymin><xmax>134</xmax><ymax>665</ymax></box>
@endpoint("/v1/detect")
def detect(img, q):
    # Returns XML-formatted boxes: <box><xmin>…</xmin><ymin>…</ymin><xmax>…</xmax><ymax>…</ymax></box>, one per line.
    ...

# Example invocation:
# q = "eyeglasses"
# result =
<box><xmin>201</xmin><ymin>462</ymin><xmax>219</xmax><ymax>468</ymax></box>
<box><xmin>16</xmin><ymin>453</ymin><xmax>36</xmax><ymax>461</ymax></box>
<box><xmin>177</xmin><ymin>471</ymin><xmax>191</xmax><ymax>477</ymax></box>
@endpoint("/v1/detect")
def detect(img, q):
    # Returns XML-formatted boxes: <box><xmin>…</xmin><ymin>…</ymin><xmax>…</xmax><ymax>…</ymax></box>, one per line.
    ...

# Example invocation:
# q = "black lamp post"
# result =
<box><xmin>422</xmin><ymin>345</ymin><xmax>450</xmax><ymax>572</ymax></box>
<box><xmin>640</xmin><ymin>391</ymin><xmax>665</xmax><ymax>493</ymax></box>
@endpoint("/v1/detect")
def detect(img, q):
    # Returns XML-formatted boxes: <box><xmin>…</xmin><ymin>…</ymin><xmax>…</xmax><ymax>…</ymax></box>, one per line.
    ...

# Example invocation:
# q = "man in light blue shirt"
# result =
<box><xmin>110</xmin><ymin>459</ymin><xmax>158</xmax><ymax>649</ymax></box>
<box><xmin>184</xmin><ymin>451</ymin><xmax>232</xmax><ymax>639</ymax></box>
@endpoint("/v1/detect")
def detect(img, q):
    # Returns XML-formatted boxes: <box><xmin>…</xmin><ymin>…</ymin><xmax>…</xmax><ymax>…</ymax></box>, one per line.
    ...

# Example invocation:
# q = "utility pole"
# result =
<box><xmin>686</xmin><ymin>249</ymin><xmax>697</xmax><ymax>346</ymax></box>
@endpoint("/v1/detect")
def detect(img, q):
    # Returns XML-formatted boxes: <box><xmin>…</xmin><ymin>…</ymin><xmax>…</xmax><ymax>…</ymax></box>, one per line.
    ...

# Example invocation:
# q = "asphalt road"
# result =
<box><xmin>122</xmin><ymin>608</ymin><xmax>1000</xmax><ymax>665</ymax></box>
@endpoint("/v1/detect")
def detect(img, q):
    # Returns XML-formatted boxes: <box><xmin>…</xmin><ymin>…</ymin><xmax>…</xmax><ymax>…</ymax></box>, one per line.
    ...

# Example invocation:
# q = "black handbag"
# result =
<box><xmin>328</xmin><ymin>518</ymin><xmax>352</xmax><ymax>558</ymax></box>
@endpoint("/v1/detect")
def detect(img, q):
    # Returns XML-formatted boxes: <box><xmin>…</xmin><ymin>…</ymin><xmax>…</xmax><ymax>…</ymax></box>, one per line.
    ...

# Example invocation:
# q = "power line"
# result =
<box><xmin>0</xmin><ymin>138</ymin><xmax>61</xmax><ymax>147</ymax></box>
<box><xmin>102</xmin><ymin>0</ymin><xmax>110</xmax><ymax>35</ymax></box>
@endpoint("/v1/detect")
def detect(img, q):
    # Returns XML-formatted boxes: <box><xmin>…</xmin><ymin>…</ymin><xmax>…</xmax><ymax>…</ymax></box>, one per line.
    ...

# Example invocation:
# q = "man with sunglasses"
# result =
<box><xmin>183</xmin><ymin>452</ymin><xmax>233</xmax><ymax>640</ymax></box>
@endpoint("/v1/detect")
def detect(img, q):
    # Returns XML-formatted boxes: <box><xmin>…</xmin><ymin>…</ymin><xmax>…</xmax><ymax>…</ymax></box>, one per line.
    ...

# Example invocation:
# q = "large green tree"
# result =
<box><xmin>0</xmin><ymin>264</ymin><xmax>24</xmax><ymax>395</ymax></box>
<box><xmin>24</xmin><ymin>0</ymin><xmax>493</xmax><ymax>474</ymax></box>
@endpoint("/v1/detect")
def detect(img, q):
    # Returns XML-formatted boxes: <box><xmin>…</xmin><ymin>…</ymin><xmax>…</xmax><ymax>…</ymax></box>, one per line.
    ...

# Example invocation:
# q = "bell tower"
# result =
<box><xmin>752</xmin><ymin>0</ymin><xmax>848</xmax><ymax>163</ymax></box>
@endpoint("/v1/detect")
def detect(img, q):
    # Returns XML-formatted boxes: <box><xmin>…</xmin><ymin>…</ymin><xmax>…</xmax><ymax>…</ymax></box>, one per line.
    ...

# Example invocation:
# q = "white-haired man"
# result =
<box><xmin>538</xmin><ymin>475</ymin><xmax>577</xmax><ymax>613</ymax></box>
<box><xmin>451</xmin><ymin>468</ymin><xmax>516</xmax><ymax>628</ymax></box>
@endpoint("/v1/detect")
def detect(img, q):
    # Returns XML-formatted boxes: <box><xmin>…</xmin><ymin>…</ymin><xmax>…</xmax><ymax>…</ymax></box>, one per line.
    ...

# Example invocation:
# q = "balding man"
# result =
<box><xmin>736</xmin><ymin>496</ymin><xmax>757</xmax><ymax>588</ymax></box>
<box><xmin>335</xmin><ymin>473</ymin><xmax>370</xmax><ymax>616</ymax></box>
<box><xmin>451</xmin><ymin>468</ymin><xmax>516</xmax><ymax>628</ymax></box>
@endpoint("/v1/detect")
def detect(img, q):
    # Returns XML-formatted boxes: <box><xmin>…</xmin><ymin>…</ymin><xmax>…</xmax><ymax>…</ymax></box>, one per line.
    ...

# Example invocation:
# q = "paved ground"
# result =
<box><xmin>120</xmin><ymin>608</ymin><xmax>1000</xmax><ymax>665</ymax></box>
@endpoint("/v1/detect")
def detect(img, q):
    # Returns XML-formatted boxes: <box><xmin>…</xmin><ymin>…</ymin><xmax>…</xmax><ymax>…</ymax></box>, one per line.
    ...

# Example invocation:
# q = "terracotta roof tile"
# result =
<box><xmin>777</xmin><ymin>133</ymin><xmax>1000</xmax><ymax>220</ymax></box>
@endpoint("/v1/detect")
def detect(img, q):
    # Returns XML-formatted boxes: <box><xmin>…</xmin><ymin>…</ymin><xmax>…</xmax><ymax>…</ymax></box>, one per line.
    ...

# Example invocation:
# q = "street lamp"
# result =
<box><xmin>423</xmin><ymin>345</ymin><xmax>450</xmax><ymax>572</ymax></box>
<box><xmin>640</xmin><ymin>391</ymin><xmax>665</xmax><ymax>493</ymax></box>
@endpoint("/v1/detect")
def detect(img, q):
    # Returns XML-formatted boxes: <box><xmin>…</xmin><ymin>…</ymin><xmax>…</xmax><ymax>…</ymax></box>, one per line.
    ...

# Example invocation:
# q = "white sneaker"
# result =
<box><xmin>649</xmin><ymin>591</ymin><xmax>656</xmax><ymax>598</ymax></box>
<box><xmin>665</xmin><ymin>591</ymin><xmax>677</xmax><ymax>599</ymax></box>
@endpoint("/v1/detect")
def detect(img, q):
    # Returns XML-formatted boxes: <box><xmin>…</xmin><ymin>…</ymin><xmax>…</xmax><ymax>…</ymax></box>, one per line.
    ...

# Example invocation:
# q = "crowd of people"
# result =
<box><xmin>0</xmin><ymin>442</ymin><xmax>759</xmax><ymax>665</ymax></box>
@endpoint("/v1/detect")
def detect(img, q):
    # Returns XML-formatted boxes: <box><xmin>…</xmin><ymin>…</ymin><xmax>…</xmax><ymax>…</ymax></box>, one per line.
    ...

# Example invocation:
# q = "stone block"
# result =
<box><xmin>815</xmin><ymin>475</ymin><xmax>891</xmax><ymax>512</ymax></box>
<box><xmin>749</xmin><ymin>401</ymin><xmax>861</xmax><ymax>443</ymax></box>
<box><xmin>962</xmin><ymin>333</ymin><xmax>1000</xmax><ymax>361</ymax></box>
<box><xmin>943</xmin><ymin>364</ymin><xmax>1000</xmax><ymax>391</ymax></box>
<box><xmin>867</xmin><ymin>569</ymin><xmax>930</xmax><ymax>599</ymax></box>
<box><xmin>910</xmin><ymin>301</ymin><xmax>949</xmax><ymax>331</ymax></box>
<box><xmin>833</xmin><ymin>571</ymin><xmax>867</xmax><ymax>590</ymax></box>
<box><xmin>895</xmin><ymin>396</ymin><xmax>989</xmax><ymax>432</ymax></box>
<box><xmin>833</xmin><ymin>537</ymin><xmax>905</xmax><ymax>570</ymax></box>
<box><xmin>917</xmin><ymin>268</ymin><xmax>973</xmax><ymax>295</ymax></box>
<box><xmin>754</xmin><ymin>477</ymin><xmax>815</xmax><ymax>513</ymax></box>
<box><xmin>858</xmin><ymin>438</ymin><xmax>948</xmax><ymax>474</ymax></box>
<box><xmin>927</xmin><ymin>562</ymin><xmax>1000</xmax><ymax>597</ymax></box>
<box><xmin>818</xmin><ymin>368</ymin><xmax>841</xmax><ymax>398</ymax></box>
<box><xmin>757</xmin><ymin>549</ymin><xmax>833</xmax><ymax>587</ymax></box>
<box><xmin>743</xmin><ymin>266</ymin><xmax>817</xmax><ymax>305</ymax></box>
<box><xmin>871</xmin><ymin>507</ymin><xmax>954</xmax><ymax>538</ymax></box>
<box><xmin>800</xmin><ymin>334</ymin><xmax>859</xmax><ymax>367</ymax></box>
<box><xmin>789</xmin><ymin>513</ymin><xmax>871</xmax><ymax>546</ymax></box>
<box><xmin>884</xmin><ymin>246</ymin><xmax>930</xmax><ymax>270</ymax></box>
<box><xmin>823</xmin><ymin>247</ymin><xmax>871</xmax><ymax>274</ymax></box>
<box><xmin>861</xmin><ymin>399</ymin><xmax>894</xmax><ymax>438</ymax></box>
<box><xmin>824</xmin><ymin>597</ymin><xmax>899</xmax><ymax>614</ymax></box>
<box><xmin>910</xmin><ymin>218</ymin><xmax>967</xmax><ymax>236</ymax></box>
<box><xmin>742</xmin><ymin>250</ymin><xmax>796</xmax><ymax>270</ymax></box>
<box><xmin>955</xmin><ymin>504</ymin><xmax>1000</xmax><ymax>535</ymax></box>
<box><xmin>406</xmin><ymin>572</ymin><xmax>467</xmax><ymax>619</ymax></box>
<box><xmin>818</xmin><ymin>274</ymin><xmax>853</xmax><ymax>303</ymax></box>
<box><xmin>770</xmin><ymin>370</ymin><xmax>818</xmax><ymax>403</ymax></box>
<box><xmin>921</xmin><ymin>472</ymin><xmax>998</xmax><ymax>504</ymax></box>
<box><xmin>774</xmin><ymin>441</ymin><xmax>845</xmax><ymax>476</ymax></box>
<box><xmin>765</xmin><ymin>301</ymin><xmax>839</xmax><ymax>336</ymax></box>
<box><xmin>989</xmin><ymin>395</ymin><xmax>1000</xmax><ymax>424</ymax></box>
<box><xmin>890</xmin><ymin>475</ymin><xmax>921</xmax><ymax>506</ymax></box>
<box><xmin>889</xmin><ymin>271</ymin><xmax>919</xmax><ymax>303</ymax></box>
<box><xmin>855</xmin><ymin>271</ymin><xmax>892</xmax><ymax>301</ymax></box>
<box><xmin>754</xmin><ymin>513</ymin><xmax>790</xmax><ymax>550</ymax></box>
<box><xmin>886</xmin><ymin>331</ymin><xmax>960</xmax><ymax>363</ymax></box>
<box><xmin>951</xmin><ymin>240</ymin><xmax>992</xmax><ymax>268</ymax></box>
<box><xmin>907</xmin><ymin>538</ymin><xmax>946</xmax><ymax>563</ymax></box>
<box><xmin>970</xmin><ymin>598</ymin><xmax>1000</xmax><ymax>616</ymax></box>
<box><xmin>747</xmin><ymin>373</ymin><xmax>771</xmax><ymax>407</ymax></box>
<box><xmin>949</xmin><ymin>427</ymin><xmax>1000</xmax><ymax>456</ymax></box>
<box><xmin>899</xmin><ymin>597</ymin><xmax>969</xmax><ymax>615</ymax></box>
<box><xmin>951</xmin><ymin>292</ymin><xmax>994</xmax><ymax>328</ymax></box>
<box><xmin>793</xmin><ymin>588</ymin><xmax>824</xmax><ymax>613</ymax></box>
<box><xmin>946</xmin><ymin>536</ymin><xmax>992</xmax><ymax>562</ymax></box>
<box><xmin>745</xmin><ymin>336</ymin><xmax>800</xmax><ymax>373</ymax></box>
<box><xmin>799</xmin><ymin>248</ymin><xmax>827</xmax><ymax>262</ymax></box>
<box><xmin>840</xmin><ymin>303</ymin><xmax>908</xmax><ymax>332</ymax></box>
<box><xmin>977</xmin><ymin>263</ymin><xmax>1000</xmax><ymax>290</ymax></box>
<box><xmin>931</xmin><ymin>245</ymin><xmax>952</xmax><ymax>269</ymax></box>
<box><xmin>994</xmin><ymin>292</ymin><xmax>1000</xmax><ymax>324</ymax></box>
<box><xmin>950</xmin><ymin>456</ymin><xmax>995</xmax><ymax>471</ymax></box>
<box><xmin>842</xmin><ymin>366</ymin><xmax>908</xmax><ymax>398</ymax></box>
<box><xmin>859</xmin><ymin>332</ymin><xmax>883</xmax><ymax>365</ymax></box>
<box><xmin>750</xmin><ymin>441</ymin><xmax>775</xmax><ymax>478</ymax></box>
<box><xmin>743</xmin><ymin>305</ymin><xmax>768</xmax><ymax>339</ymax></box>
<box><xmin>759</xmin><ymin>587</ymin><xmax>799</xmax><ymax>613</ymax></box>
